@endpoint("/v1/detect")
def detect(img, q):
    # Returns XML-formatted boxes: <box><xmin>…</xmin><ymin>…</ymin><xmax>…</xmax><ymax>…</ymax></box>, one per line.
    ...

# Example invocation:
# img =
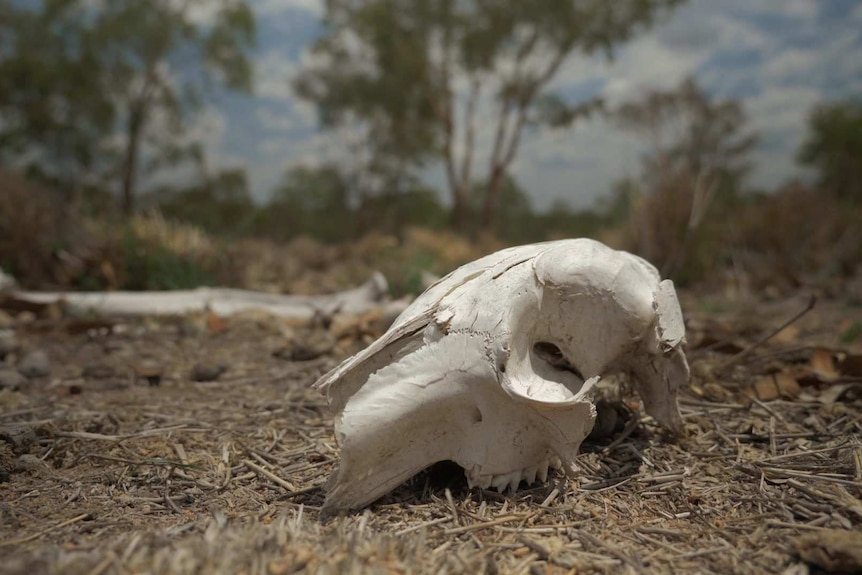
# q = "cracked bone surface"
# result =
<box><xmin>314</xmin><ymin>238</ymin><xmax>689</xmax><ymax>511</ymax></box>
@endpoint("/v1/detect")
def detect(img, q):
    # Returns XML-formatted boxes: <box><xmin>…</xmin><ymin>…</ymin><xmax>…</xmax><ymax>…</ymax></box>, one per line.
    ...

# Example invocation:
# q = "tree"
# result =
<box><xmin>0</xmin><ymin>0</ymin><xmax>255</xmax><ymax>216</ymax></box>
<box><xmin>797</xmin><ymin>99</ymin><xmax>862</xmax><ymax>203</ymax></box>
<box><xmin>0</xmin><ymin>0</ymin><xmax>115</xmax><ymax>193</ymax></box>
<box><xmin>296</xmin><ymin>0</ymin><xmax>684</xmax><ymax>231</ymax></box>
<box><xmin>91</xmin><ymin>0</ymin><xmax>255</xmax><ymax>216</ymax></box>
<box><xmin>265</xmin><ymin>166</ymin><xmax>353</xmax><ymax>242</ymax></box>
<box><xmin>612</xmin><ymin>77</ymin><xmax>757</xmax><ymax>277</ymax></box>
<box><xmin>152</xmin><ymin>168</ymin><xmax>256</xmax><ymax>237</ymax></box>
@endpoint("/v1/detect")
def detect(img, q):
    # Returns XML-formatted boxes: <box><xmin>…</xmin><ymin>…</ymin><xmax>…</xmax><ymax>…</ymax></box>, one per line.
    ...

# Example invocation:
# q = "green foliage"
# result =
<box><xmin>119</xmin><ymin>228</ymin><xmax>215</xmax><ymax>290</ymax></box>
<box><xmin>153</xmin><ymin>169</ymin><xmax>257</xmax><ymax>237</ymax></box>
<box><xmin>262</xmin><ymin>166</ymin><xmax>354</xmax><ymax>242</ymax></box>
<box><xmin>297</xmin><ymin>0</ymin><xmax>685</xmax><ymax>230</ymax></box>
<box><xmin>840</xmin><ymin>322</ymin><xmax>862</xmax><ymax>344</ymax></box>
<box><xmin>797</xmin><ymin>100</ymin><xmax>862</xmax><ymax>203</ymax></box>
<box><xmin>0</xmin><ymin>0</ymin><xmax>257</xmax><ymax>214</ymax></box>
<box><xmin>0</xmin><ymin>0</ymin><xmax>115</xmax><ymax>188</ymax></box>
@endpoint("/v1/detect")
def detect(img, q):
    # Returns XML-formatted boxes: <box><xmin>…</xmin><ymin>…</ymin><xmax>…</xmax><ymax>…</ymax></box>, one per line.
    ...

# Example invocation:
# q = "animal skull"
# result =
<box><xmin>314</xmin><ymin>239</ymin><xmax>689</xmax><ymax>511</ymax></box>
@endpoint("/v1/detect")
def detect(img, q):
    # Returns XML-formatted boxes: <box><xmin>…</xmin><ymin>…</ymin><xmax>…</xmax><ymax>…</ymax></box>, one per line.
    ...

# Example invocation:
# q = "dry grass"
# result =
<box><xmin>1</xmin><ymin>292</ymin><xmax>860</xmax><ymax>574</ymax></box>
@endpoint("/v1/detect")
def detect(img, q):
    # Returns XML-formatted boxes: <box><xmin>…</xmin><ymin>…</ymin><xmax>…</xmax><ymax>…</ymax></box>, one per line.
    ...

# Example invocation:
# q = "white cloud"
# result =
<box><xmin>254</xmin><ymin>98</ymin><xmax>316</xmax><ymax>139</ymax></box>
<box><xmin>252</xmin><ymin>0</ymin><xmax>323</xmax><ymax>17</ymax></box>
<box><xmin>514</xmin><ymin>118</ymin><xmax>641</xmax><ymax>210</ymax></box>
<box><xmin>197</xmin><ymin>0</ymin><xmax>859</xmax><ymax>209</ymax></box>
<box><xmin>255</xmin><ymin>51</ymin><xmax>299</xmax><ymax>100</ymax></box>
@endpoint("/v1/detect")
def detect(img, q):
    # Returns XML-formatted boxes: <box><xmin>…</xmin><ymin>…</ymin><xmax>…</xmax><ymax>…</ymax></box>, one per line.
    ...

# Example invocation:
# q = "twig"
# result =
<box><xmin>243</xmin><ymin>459</ymin><xmax>297</xmax><ymax>491</ymax></box>
<box><xmin>443</xmin><ymin>514</ymin><xmax>532</xmax><ymax>535</ymax></box>
<box><xmin>445</xmin><ymin>488</ymin><xmax>461</xmax><ymax>526</ymax></box>
<box><xmin>574</xmin><ymin>529</ymin><xmax>646</xmax><ymax>574</ymax></box>
<box><xmin>0</xmin><ymin>513</ymin><xmax>91</xmax><ymax>547</ymax></box>
<box><xmin>716</xmin><ymin>294</ymin><xmax>816</xmax><ymax>373</ymax></box>
<box><xmin>603</xmin><ymin>411</ymin><xmax>640</xmax><ymax>453</ymax></box>
<box><xmin>540</xmin><ymin>488</ymin><xmax>560</xmax><ymax>506</ymax></box>
<box><xmin>671</xmin><ymin>545</ymin><xmax>730</xmax><ymax>561</ymax></box>
<box><xmin>54</xmin><ymin>425</ymin><xmax>194</xmax><ymax>442</ymax></box>
<box><xmin>395</xmin><ymin>517</ymin><xmax>452</xmax><ymax>536</ymax></box>
<box><xmin>85</xmin><ymin>555</ymin><xmax>114</xmax><ymax>575</ymax></box>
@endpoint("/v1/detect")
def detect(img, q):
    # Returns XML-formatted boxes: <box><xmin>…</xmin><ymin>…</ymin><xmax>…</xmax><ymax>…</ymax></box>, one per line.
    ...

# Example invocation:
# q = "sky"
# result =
<box><xmin>193</xmin><ymin>0</ymin><xmax>862</xmax><ymax>211</ymax></box>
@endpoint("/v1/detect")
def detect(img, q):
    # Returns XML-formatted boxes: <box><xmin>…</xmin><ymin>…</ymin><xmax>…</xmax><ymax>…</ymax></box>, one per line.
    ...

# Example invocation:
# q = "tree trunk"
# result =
<box><xmin>481</xmin><ymin>166</ymin><xmax>505</xmax><ymax>230</ymax></box>
<box><xmin>449</xmin><ymin>184</ymin><xmax>470</xmax><ymax>233</ymax></box>
<box><xmin>121</xmin><ymin>109</ymin><xmax>143</xmax><ymax>218</ymax></box>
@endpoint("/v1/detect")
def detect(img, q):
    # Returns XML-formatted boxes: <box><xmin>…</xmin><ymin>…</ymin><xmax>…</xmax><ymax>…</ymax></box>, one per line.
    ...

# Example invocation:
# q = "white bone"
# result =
<box><xmin>315</xmin><ymin>239</ymin><xmax>689</xmax><ymax>511</ymax></box>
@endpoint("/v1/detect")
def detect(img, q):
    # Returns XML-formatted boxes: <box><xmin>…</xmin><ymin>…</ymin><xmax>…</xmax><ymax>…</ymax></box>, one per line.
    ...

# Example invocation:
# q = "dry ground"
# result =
<box><xmin>1</xmin><ymin>292</ymin><xmax>861</xmax><ymax>574</ymax></box>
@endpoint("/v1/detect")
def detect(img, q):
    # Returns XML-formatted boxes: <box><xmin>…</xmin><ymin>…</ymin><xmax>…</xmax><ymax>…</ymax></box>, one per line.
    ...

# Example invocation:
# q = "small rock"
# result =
<box><xmin>0</xmin><ymin>333</ymin><xmax>18</xmax><ymax>358</ymax></box>
<box><xmin>0</xmin><ymin>368</ymin><xmax>27</xmax><ymax>390</ymax></box>
<box><xmin>191</xmin><ymin>362</ymin><xmax>228</xmax><ymax>382</ymax></box>
<box><xmin>81</xmin><ymin>363</ymin><xmax>115</xmax><ymax>379</ymax></box>
<box><xmin>14</xmin><ymin>454</ymin><xmax>50</xmax><ymax>474</ymax></box>
<box><xmin>17</xmin><ymin>350</ymin><xmax>50</xmax><ymax>378</ymax></box>
<box><xmin>0</xmin><ymin>310</ymin><xmax>14</xmax><ymax>329</ymax></box>
<box><xmin>0</xmin><ymin>267</ymin><xmax>16</xmax><ymax>290</ymax></box>
<box><xmin>0</xmin><ymin>424</ymin><xmax>37</xmax><ymax>453</ymax></box>
<box><xmin>285</xmin><ymin>331</ymin><xmax>335</xmax><ymax>361</ymax></box>
<box><xmin>135</xmin><ymin>363</ymin><xmax>163</xmax><ymax>386</ymax></box>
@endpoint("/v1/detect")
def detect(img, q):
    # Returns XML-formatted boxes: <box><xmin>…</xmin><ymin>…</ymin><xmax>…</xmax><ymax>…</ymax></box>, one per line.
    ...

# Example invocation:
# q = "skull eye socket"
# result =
<box><xmin>532</xmin><ymin>341</ymin><xmax>584</xmax><ymax>381</ymax></box>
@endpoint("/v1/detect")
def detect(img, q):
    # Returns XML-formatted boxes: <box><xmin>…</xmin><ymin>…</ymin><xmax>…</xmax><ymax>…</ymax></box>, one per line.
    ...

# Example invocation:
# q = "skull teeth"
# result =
<box><xmin>475</xmin><ymin>458</ymin><xmax>561</xmax><ymax>494</ymax></box>
<box><xmin>537</xmin><ymin>460</ymin><xmax>549</xmax><ymax>483</ymax></box>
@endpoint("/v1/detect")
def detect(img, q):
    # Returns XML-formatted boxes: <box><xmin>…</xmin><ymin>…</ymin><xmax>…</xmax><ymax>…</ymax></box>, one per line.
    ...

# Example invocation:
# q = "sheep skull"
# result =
<box><xmin>314</xmin><ymin>239</ymin><xmax>688</xmax><ymax>511</ymax></box>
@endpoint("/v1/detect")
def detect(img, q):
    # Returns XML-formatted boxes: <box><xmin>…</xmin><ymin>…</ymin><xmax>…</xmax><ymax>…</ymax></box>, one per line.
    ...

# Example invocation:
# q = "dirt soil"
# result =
<box><xmin>1</xmin><ymin>292</ymin><xmax>861</xmax><ymax>574</ymax></box>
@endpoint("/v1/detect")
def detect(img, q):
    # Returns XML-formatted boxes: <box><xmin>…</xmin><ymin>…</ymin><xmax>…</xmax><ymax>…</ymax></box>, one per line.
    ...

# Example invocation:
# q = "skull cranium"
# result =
<box><xmin>314</xmin><ymin>239</ymin><xmax>689</xmax><ymax>511</ymax></box>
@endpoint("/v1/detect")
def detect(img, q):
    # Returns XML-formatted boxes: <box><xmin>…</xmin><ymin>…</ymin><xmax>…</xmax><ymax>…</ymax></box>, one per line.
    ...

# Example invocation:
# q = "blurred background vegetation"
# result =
<box><xmin>1</xmin><ymin>0</ymin><xmax>860</xmax><ymax>297</ymax></box>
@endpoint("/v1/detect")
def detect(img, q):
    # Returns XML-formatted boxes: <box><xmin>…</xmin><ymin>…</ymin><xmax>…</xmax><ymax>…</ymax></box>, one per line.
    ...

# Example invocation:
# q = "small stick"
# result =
<box><xmin>395</xmin><ymin>516</ymin><xmax>451</xmax><ymax>536</ymax></box>
<box><xmin>603</xmin><ymin>412</ymin><xmax>640</xmax><ymax>453</ymax></box>
<box><xmin>0</xmin><ymin>513</ymin><xmax>91</xmax><ymax>547</ymax></box>
<box><xmin>717</xmin><ymin>294</ymin><xmax>816</xmax><ymax>373</ymax></box>
<box><xmin>574</xmin><ymin>529</ymin><xmax>646</xmax><ymax>574</ymax></box>
<box><xmin>243</xmin><ymin>459</ymin><xmax>297</xmax><ymax>491</ymax></box>
<box><xmin>671</xmin><ymin>545</ymin><xmax>730</xmax><ymax>561</ymax></box>
<box><xmin>84</xmin><ymin>555</ymin><xmax>114</xmax><ymax>575</ymax></box>
<box><xmin>445</xmin><ymin>488</ymin><xmax>461</xmax><ymax>526</ymax></box>
<box><xmin>540</xmin><ymin>488</ymin><xmax>560</xmax><ymax>506</ymax></box>
<box><xmin>443</xmin><ymin>514</ymin><xmax>531</xmax><ymax>535</ymax></box>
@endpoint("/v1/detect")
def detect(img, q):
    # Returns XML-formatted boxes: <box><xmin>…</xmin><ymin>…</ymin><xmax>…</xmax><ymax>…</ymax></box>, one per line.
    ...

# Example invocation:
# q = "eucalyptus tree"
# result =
<box><xmin>91</xmin><ymin>0</ymin><xmax>255</xmax><ymax>215</ymax></box>
<box><xmin>0</xmin><ymin>0</ymin><xmax>255</xmax><ymax>215</ymax></box>
<box><xmin>612</xmin><ymin>77</ymin><xmax>758</xmax><ymax>276</ymax></box>
<box><xmin>296</xmin><ymin>0</ymin><xmax>684</xmax><ymax>230</ymax></box>
<box><xmin>798</xmin><ymin>99</ymin><xmax>862</xmax><ymax>203</ymax></box>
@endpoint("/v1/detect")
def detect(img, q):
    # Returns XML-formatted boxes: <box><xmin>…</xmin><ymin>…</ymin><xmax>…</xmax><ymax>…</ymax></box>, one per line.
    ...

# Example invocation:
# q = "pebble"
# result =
<box><xmin>0</xmin><ymin>424</ymin><xmax>37</xmax><ymax>452</ymax></box>
<box><xmin>14</xmin><ymin>454</ymin><xmax>49</xmax><ymax>474</ymax></box>
<box><xmin>0</xmin><ymin>368</ymin><xmax>27</xmax><ymax>390</ymax></box>
<box><xmin>191</xmin><ymin>362</ymin><xmax>228</xmax><ymax>382</ymax></box>
<box><xmin>0</xmin><ymin>333</ymin><xmax>17</xmax><ymax>359</ymax></box>
<box><xmin>135</xmin><ymin>362</ymin><xmax>163</xmax><ymax>386</ymax></box>
<box><xmin>17</xmin><ymin>349</ymin><xmax>51</xmax><ymax>378</ymax></box>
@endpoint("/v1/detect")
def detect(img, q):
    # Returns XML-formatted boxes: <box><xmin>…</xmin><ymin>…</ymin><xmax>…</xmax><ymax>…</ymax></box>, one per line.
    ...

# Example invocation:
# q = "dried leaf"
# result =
<box><xmin>810</xmin><ymin>348</ymin><xmax>839</xmax><ymax>382</ymax></box>
<box><xmin>817</xmin><ymin>383</ymin><xmax>853</xmax><ymax>404</ymax></box>
<box><xmin>773</xmin><ymin>324</ymin><xmax>800</xmax><ymax>344</ymax></box>
<box><xmin>207</xmin><ymin>312</ymin><xmax>227</xmax><ymax>334</ymax></box>
<box><xmin>753</xmin><ymin>377</ymin><xmax>780</xmax><ymax>401</ymax></box>
<box><xmin>774</xmin><ymin>372</ymin><xmax>801</xmax><ymax>398</ymax></box>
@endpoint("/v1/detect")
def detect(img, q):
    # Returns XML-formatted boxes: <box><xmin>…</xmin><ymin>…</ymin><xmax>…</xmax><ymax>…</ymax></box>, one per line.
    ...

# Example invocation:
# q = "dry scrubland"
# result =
<box><xmin>1</xmin><ymin>177</ymin><xmax>862</xmax><ymax>574</ymax></box>
<box><xmin>1</xmin><ymin>286</ymin><xmax>861</xmax><ymax>574</ymax></box>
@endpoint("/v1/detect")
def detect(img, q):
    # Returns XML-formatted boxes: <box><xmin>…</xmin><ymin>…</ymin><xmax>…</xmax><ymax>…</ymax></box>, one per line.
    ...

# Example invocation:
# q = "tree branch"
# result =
<box><xmin>459</xmin><ymin>75</ymin><xmax>480</xmax><ymax>191</ymax></box>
